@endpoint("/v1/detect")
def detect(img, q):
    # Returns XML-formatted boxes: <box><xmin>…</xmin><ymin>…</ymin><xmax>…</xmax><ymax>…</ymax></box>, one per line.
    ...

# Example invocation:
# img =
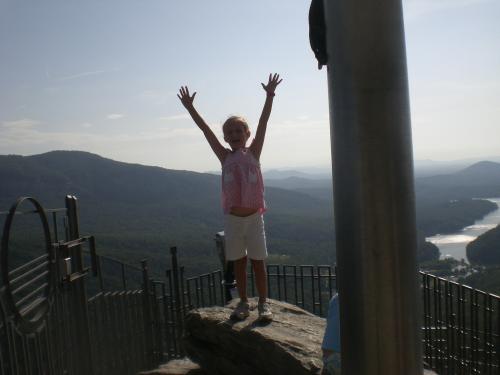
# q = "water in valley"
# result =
<box><xmin>426</xmin><ymin>198</ymin><xmax>500</xmax><ymax>262</ymax></box>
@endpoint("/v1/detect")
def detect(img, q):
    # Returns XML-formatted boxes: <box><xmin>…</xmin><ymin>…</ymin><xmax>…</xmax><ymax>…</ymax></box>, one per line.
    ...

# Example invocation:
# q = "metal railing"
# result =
<box><xmin>176</xmin><ymin>262</ymin><xmax>338</xmax><ymax>317</ymax></box>
<box><xmin>2</xmin><ymin>196</ymin><xmax>499</xmax><ymax>374</ymax></box>
<box><xmin>162</xmin><ymin>247</ymin><xmax>500</xmax><ymax>374</ymax></box>
<box><xmin>421</xmin><ymin>272</ymin><xmax>500</xmax><ymax>374</ymax></box>
<box><xmin>0</xmin><ymin>197</ymin><xmax>170</xmax><ymax>375</ymax></box>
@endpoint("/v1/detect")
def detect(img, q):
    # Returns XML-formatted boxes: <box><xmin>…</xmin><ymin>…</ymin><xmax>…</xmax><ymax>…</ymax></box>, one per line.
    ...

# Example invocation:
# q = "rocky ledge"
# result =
<box><xmin>138</xmin><ymin>358</ymin><xmax>205</xmax><ymax>375</ymax></box>
<box><xmin>182</xmin><ymin>298</ymin><xmax>325</xmax><ymax>375</ymax></box>
<box><xmin>142</xmin><ymin>298</ymin><xmax>440</xmax><ymax>375</ymax></box>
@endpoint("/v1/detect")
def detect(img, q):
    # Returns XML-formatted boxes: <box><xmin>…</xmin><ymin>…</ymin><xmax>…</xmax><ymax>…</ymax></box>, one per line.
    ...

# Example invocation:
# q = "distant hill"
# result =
<box><xmin>260</xmin><ymin>161</ymin><xmax>500</xmax><ymax>237</ymax></box>
<box><xmin>0</xmin><ymin>151</ymin><xmax>335</xmax><ymax>275</ymax></box>
<box><xmin>416</xmin><ymin>161</ymin><xmax>500</xmax><ymax>198</ymax></box>
<box><xmin>413</xmin><ymin>158</ymin><xmax>500</xmax><ymax>177</ymax></box>
<box><xmin>261</xmin><ymin>157</ymin><xmax>500</xmax><ymax>179</ymax></box>
<box><xmin>466</xmin><ymin>224</ymin><xmax>500</xmax><ymax>265</ymax></box>
<box><xmin>266</xmin><ymin>176</ymin><xmax>331</xmax><ymax>191</ymax></box>
<box><xmin>266</xmin><ymin>161</ymin><xmax>500</xmax><ymax>200</ymax></box>
<box><xmin>417</xmin><ymin>230</ymin><xmax>440</xmax><ymax>262</ymax></box>
<box><xmin>460</xmin><ymin>267</ymin><xmax>500</xmax><ymax>295</ymax></box>
<box><xmin>3</xmin><ymin>151</ymin><xmax>497</xmax><ymax>273</ymax></box>
<box><xmin>414</xmin><ymin>162</ymin><xmax>500</xmax><ymax>235</ymax></box>
<box><xmin>264</xmin><ymin>169</ymin><xmax>331</xmax><ymax>180</ymax></box>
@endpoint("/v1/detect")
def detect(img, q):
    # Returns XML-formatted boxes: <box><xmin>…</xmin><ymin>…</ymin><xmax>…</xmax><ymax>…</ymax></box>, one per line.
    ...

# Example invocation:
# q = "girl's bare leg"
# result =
<box><xmin>251</xmin><ymin>259</ymin><xmax>268</xmax><ymax>304</ymax></box>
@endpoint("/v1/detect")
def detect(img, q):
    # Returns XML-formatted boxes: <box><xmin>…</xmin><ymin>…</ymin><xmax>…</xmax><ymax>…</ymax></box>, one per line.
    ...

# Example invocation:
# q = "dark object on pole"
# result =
<box><xmin>215</xmin><ymin>232</ymin><xmax>236</xmax><ymax>303</ymax></box>
<box><xmin>309</xmin><ymin>0</ymin><xmax>328</xmax><ymax>69</ymax></box>
<box><xmin>320</xmin><ymin>0</ymin><xmax>423</xmax><ymax>374</ymax></box>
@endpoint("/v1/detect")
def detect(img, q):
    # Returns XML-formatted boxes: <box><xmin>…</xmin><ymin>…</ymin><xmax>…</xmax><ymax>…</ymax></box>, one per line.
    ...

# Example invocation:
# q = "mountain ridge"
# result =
<box><xmin>0</xmin><ymin>150</ymin><xmax>336</xmax><ymax>275</ymax></box>
<box><xmin>3</xmin><ymin>151</ymin><xmax>498</xmax><ymax>272</ymax></box>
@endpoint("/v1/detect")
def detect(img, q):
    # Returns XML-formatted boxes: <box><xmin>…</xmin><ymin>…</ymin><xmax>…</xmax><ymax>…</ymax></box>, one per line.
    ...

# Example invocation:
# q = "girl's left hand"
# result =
<box><xmin>261</xmin><ymin>73</ymin><xmax>282</xmax><ymax>96</ymax></box>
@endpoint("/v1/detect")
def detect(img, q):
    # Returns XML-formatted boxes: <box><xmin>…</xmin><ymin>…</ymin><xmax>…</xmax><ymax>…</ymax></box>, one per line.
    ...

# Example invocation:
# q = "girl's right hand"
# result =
<box><xmin>261</xmin><ymin>73</ymin><xmax>282</xmax><ymax>96</ymax></box>
<box><xmin>177</xmin><ymin>86</ymin><xmax>196</xmax><ymax>108</ymax></box>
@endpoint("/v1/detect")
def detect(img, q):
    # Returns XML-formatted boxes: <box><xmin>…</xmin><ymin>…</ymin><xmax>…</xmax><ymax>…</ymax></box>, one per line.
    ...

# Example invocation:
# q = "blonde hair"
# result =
<box><xmin>222</xmin><ymin>116</ymin><xmax>250</xmax><ymax>134</ymax></box>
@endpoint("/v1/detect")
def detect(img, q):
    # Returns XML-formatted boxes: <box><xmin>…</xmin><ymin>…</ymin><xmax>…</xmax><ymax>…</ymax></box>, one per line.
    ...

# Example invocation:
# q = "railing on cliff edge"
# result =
<box><xmin>161</xmin><ymin>247</ymin><xmax>500</xmax><ymax>375</ymax></box>
<box><xmin>0</xmin><ymin>196</ymin><xmax>168</xmax><ymax>375</ymax></box>
<box><xmin>1</xmin><ymin>196</ymin><xmax>499</xmax><ymax>375</ymax></box>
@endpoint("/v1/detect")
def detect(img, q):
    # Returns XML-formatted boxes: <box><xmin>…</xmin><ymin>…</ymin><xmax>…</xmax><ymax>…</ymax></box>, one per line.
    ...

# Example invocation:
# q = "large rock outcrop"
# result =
<box><xmin>183</xmin><ymin>298</ymin><xmax>325</xmax><ymax>375</ymax></box>
<box><xmin>139</xmin><ymin>358</ymin><xmax>205</xmax><ymax>375</ymax></box>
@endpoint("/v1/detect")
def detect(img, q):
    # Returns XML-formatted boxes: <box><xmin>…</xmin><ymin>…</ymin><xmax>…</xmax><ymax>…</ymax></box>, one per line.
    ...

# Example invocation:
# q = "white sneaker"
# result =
<box><xmin>258</xmin><ymin>302</ymin><xmax>273</xmax><ymax>322</ymax></box>
<box><xmin>230</xmin><ymin>301</ymin><xmax>250</xmax><ymax>320</ymax></box>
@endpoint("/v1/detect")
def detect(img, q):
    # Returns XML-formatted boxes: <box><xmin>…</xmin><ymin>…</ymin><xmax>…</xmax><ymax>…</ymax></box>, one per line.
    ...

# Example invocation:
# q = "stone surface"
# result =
<box><xmin>183</xmin><ymin>298</ymin><xmax>325</xmax><ymax>375</ymax></box>
<box><xmin>138</xmin><ymin>358</ymin><xmax>206</xmax><ymax>375</ymax></box>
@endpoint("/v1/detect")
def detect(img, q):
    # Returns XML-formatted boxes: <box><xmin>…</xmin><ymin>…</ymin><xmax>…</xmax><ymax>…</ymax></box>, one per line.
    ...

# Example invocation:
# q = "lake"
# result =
<box><xmin>426</xmin><ymin>198</ymin><xmax>500</xmax><ymax>262</ymax></box>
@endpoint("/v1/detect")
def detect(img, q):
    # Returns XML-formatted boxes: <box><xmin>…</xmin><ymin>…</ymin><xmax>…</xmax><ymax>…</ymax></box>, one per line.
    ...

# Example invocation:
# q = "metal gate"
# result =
<box><xmin>0</xmin><ymin>196</ymin><xmax>164</xmax><ymax>375</ymax></box>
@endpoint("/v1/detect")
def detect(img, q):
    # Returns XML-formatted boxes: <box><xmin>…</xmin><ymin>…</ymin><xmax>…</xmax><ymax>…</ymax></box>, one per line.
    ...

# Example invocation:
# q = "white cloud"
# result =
<box><xmin>81</xmin><ymin>123</ymin><xmax>93</xmax><ymax>128</ymax></box>
<box><xmin>57</xmin><ymin>69</ymin><xmax>110</xmax><ymax>81</ymax></box>
<box><xmin>0</xmin><ymin>122</ymin><xmax>199</xmax><ymax>152</ymax></box>
<box><xmin>158</xmin><ymin>114</ymin><xmax>190</xmax><ymax>121</ymax></box>
<box><xmin>2</xmin><ymin>119</ymin><xmax>40</xmax><ymax>129</ymax></box>
<box><xmin>107</xmin><ymin>114</ymin><xmax>125</xmax><ymax>120</ymax></box>
<box><xmin>0</xmin><ymin>120</ymin><xmax>212</xmax><ymax>170</ymax></box>
<box><xmin>1</xmin><ymin>121</ymin><xmax>50</xmax><ymax>145</ymax></box>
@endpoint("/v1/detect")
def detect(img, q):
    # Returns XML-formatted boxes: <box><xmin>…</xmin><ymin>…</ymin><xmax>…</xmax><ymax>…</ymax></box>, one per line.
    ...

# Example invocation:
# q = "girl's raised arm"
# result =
<box><xmin>177</xmin><ymin>86</ymin><xmax>228</xmax><ymax>163</ymax></box>
<box><xmin>250</xmin><ymin>73</ymin><xmax>282</xmax><ymax>161</ymax></box>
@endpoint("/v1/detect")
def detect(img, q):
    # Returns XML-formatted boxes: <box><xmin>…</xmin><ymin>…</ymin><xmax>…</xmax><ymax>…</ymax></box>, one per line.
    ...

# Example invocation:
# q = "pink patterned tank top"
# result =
<box><xmin>221</xmin><ymin>148</ymin><xmax>266</xmax><ymax>214</ymax></box>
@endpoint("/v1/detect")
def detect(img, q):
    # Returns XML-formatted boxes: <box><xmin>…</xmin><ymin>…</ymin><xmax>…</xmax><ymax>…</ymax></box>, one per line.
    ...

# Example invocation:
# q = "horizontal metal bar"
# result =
<box><xmin>419</xmin><ymin>271</ymin><xmax>500</xmax><ymax>299</ymax></box>
<box><xmin>12</xmin><ymin>270</ymin><xmax>49</xmax><ymax>295</ymax></box>
<box><xmin>15</xmin><ymin>282</ymin><xmax>48</xmax><ymax>308</ymax></box>
<box><xmin>8</xmin><ymin>254</ymin><xmax>48</xmax><ymax>278</ymax></box>
<box><xmin>10</xmin><ymin>260</ymin><xmax>49</xmax><ymax>286</ymax></box>
<box><xmin>186</xmin><ymin>273</ymin><xmax>212</xmax><ymax>281</ymax></box>
<box><xmin>86</xmin><ymin>250</ymin><xmax>142</xmax><ymax>271</ymax></box>
<box><xmin>58</xmin><ymin>236</ymin><xmax>92</xmax><ymax>249</ymax></box>
<box><xmin>0</xmin><ymin>207</ymin><xmax>66</xmax><ymax>216</ymax></box>
<box><xmin>18</xmin><ymin>295</ymin><xmax>46</xmax><ymax>316</ymax></box>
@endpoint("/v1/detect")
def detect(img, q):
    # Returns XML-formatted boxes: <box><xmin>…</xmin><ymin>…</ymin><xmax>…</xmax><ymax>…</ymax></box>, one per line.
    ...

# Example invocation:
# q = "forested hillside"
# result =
<box><xmin>266</xmin><ymin>161</ymin><xmax>500</xmax><ymax>236</ymax></box>
<box><xmin>467</xmin><ymin>224</ymin><xmax>500</xmax><ymax>265</ymax></box>
<box><xmin>2</xmin><ymin>151</ymin><xmax>497</xmax><ymax>276</ymax></box>
<box><xmin>0</xmin><ymin>151</ymin><xmax>334</xmax><ymax>275</ymax></box>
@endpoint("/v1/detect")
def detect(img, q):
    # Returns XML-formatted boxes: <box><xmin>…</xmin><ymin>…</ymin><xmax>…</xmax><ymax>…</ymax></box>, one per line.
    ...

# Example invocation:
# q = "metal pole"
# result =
<box><xmin>65</xmin><ymin>195</ymin><xmax>95</xmax><ymax>375</ymax></box>
<box><xmin>170</xmin><ymin>246</ymin><xmax>184</xmax><ymax>355</ymax></box>
<box><xmin>322</xmin><ymin>1</ymin><xmax>422</xmax><ymax>374</ymax></box>
<box><xmin>141</xmin><ymin>259</ymin><xmax>155</xmax><ymax>365</ymax></box>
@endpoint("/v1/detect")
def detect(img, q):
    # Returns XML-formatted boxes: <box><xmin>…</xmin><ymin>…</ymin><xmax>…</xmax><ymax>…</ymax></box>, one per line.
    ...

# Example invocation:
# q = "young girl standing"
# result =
<box><xmin>177</xmin><ymin>73</ymin><xmax>282</xmax><ymax>321</ymax></box>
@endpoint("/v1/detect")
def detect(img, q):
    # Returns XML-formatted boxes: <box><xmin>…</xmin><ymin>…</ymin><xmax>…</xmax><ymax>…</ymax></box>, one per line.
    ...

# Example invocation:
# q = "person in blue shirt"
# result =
<box><xmin>321</xmin><ymin>293</ymin><xmax>341</xmax><ymax>375</ymax></box>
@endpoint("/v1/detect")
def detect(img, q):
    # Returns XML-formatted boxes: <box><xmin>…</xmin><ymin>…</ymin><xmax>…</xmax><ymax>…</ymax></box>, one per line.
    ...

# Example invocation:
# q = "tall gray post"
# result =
<box><xmin>323</xmin><ymin>1</ymin><xmax>422</xmax><ymax>374</ymax></box>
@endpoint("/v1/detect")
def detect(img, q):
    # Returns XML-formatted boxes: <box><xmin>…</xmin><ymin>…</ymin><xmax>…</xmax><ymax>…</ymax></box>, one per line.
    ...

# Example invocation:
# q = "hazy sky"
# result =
<box><xmin>1</xmin><ymin>0</ymin><xmax>499</xmax><ymax>172</ymax></box>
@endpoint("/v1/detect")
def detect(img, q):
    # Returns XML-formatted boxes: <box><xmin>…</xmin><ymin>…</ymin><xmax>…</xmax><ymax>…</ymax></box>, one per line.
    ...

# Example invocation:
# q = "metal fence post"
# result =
<box><xmin>141</xmin><ymin>259</ymin><xmax>155</xmax><ymax>366</ymax></box>
<box><xmin>170</xmin><ymin>246</ymin><xmax>184</xmax><ymax>355</ymax></box>
<box><xmin>65</xmin><ymin>195</ymin><xmax>95</xmax><ymax>375</ymax></box>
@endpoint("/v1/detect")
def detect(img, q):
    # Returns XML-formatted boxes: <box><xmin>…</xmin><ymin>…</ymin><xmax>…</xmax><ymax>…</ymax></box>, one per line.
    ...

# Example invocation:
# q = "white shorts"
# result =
<box><xmin>224</xmin><ymin>212</ymin><xmax>267</xmax><ymax>261</ymax></box>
